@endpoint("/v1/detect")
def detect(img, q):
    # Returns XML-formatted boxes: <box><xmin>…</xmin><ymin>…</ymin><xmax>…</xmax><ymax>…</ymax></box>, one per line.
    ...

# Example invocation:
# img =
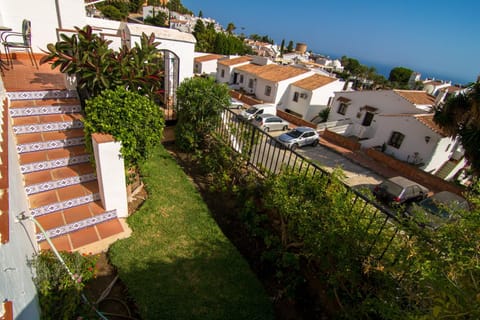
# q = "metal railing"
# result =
<box><xmin>215</xmin><ymin>108</ymin><xmax>417</xmax><ymax>267</ymax></box>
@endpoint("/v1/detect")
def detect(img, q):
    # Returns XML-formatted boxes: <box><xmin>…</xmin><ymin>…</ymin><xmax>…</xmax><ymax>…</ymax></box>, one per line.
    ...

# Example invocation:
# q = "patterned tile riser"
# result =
<box><xmin>13</xmin><ymin>120</ymin><xmax>84</xmax><ymax>134</ymax></box>
<box><xmin>6</xmin><ymin>90</ymin><xmax>78</xmax><ymax>101</ymax></box>
<box><xmin>20</xmin><ymin>154</ymin><xmax>91</xmax><ymax>174</ymax></box>
<box><xmin>17</xmin><ymin>137</ymin><xmax>85</xmax><ymax>153</ymax></box>
<box><xmin>9</xmin><ymin>104</ymin><xmax>82</xmax><ymax>117</ymax></box>
<box><xmin>30</xmin><ymin>193</ymin><xmax>101</xmax><ymax>217</ymax></box>
<box><xmin>25</xmin><ymin>173</ymin><xmax>97</xmax><ymax>195</ymax></box>
<box><xmin>36</xmin><ymin>210</ymin><xmax>118</xmax><ymax>242</ymax></box>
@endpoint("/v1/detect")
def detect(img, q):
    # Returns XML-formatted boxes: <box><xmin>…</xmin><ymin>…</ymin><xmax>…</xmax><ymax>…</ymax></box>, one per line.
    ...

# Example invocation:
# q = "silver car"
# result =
<box><xmin>277</xmin><ymin>126</ymin><xmax>319</xmax><ymax>150</ymax></box>
<box><xmin>252</xmin><ymin>114</ymin><xmax>289</xmax><ymax>132</ymax></box>
<box><xmin>229</xmin><ymin>97</ymin><xmax>243</xmax><ymax>109</ymax></box>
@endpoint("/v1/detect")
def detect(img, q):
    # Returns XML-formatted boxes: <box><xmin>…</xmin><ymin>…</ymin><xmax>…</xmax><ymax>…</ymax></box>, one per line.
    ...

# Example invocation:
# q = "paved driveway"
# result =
<box><xmin>269</xmin><ymin>131</ymin><xmax>383</xmax><ymax>188</ymax></box>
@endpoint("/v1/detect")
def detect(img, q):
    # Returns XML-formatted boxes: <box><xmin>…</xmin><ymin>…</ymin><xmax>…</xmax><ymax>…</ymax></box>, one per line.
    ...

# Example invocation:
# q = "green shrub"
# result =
<box><xmin>175</xmin><ymin>77</ymin><xmax>229</xmax><ymax>152</ymax></box>
<box><xmin>83</xmin><ymin>86</ymin><xmax>165</xmax><ymax>170</ymax></box>
<box><xmin>31</xmin><ymin>251</ymin><xmax>97</xmax><ymax>320</ymax></box>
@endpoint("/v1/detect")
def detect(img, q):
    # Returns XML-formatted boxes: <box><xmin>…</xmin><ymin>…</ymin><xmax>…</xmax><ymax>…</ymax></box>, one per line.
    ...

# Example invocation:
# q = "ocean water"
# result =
<box><xmin>317</xmin><ymin>52</ymin><xmax>470</xmax><ymax>85</ymax></box>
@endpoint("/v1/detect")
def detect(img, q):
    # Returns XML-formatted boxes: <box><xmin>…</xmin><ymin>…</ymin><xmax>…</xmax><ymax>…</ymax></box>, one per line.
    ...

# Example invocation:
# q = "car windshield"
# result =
<box><xmin>246</xmin><ymin>107</ymin><xmax>258</xmax><ymax>114</ymax></box>
<box><xmin>419</xmin><ymin>198</ymin><xmax>446</xmax><ymax>217</ymax></box>
<box><xmin>286</xmin><ymin>130</ymin><xmax>302</xmax><ymax>138</ymax></box>
<box><xmin>380</xmin><ymin>180</ymin><xmax>403</xmax><ymax>197</ymax></box>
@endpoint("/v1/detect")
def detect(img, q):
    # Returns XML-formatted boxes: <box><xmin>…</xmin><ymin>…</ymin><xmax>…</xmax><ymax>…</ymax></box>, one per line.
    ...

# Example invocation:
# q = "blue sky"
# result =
<box><xmin>182</xmin><ymin>0</ymin><xmax>480</xmax><ymax>84</ymax></box>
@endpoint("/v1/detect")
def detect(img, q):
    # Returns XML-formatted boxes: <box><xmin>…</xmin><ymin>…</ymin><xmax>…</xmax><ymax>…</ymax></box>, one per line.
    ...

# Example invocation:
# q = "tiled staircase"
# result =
<box><xmin>9</xmin><ymin>89</ymin><xmax>130</xmax><ymax>253</ymax></box>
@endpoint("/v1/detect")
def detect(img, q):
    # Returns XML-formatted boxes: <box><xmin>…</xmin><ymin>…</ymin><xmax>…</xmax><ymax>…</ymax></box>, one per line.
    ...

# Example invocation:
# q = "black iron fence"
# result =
<box><xmin>215</xmin><ymin>108</ymin><xmax>417</xmax><ymax>269</ymax></box>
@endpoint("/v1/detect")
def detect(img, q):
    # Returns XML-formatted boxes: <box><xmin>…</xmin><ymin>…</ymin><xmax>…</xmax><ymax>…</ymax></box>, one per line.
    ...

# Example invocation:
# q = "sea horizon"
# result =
<box><xmin>315</xmin><ymin>51</ymin><xmax>472</xmax><ymax>86</ymax></box>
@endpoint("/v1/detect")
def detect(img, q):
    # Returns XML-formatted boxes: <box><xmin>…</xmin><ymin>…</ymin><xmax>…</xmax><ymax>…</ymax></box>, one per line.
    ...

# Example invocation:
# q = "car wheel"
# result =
<box><xmin>283</xmin><ymin>125</ymin><xmax>288</xmax><ymax>131</ymax></box>
<box><xmin>311</xmin><ymin>139</ymin><xmax>319</xmax><ymax>147</ymax></box>
<box><xmin>238</xmin><ymin>105</ymin><xmax>242</xmax><ymax>109</ymax></box>
<box><xmin>291</xmin><ymin>143</ymin><xmax>298</xmax><ymax>151</ymax></box>
<box><xmin>264</xmin><ymin>127</ymin><xmax>270</xmax><ymax>132</ymax></box>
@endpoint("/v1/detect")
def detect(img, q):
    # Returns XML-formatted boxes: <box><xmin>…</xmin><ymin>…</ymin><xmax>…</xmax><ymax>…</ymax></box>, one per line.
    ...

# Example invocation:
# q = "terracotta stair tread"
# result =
<box><xmin>38</xmin><ymin>218</ymin><xmax>126</xmax><ymax>252</ymax></box>
<box><xmin>9</xmin><ymin>98</ymin><xmax>80</xmax><ymax>108</ymax></box>
<box><xmin>12</xmin><ymin>113</ymin><xmax>84</xmax><ymax>126</ymax></box>
<box><xmin>16</xmin><ymin>128</ymin><xmax>85</xmax><ymax>144</ymax></box>
<box><xmin>24</xmin><ymin>163</ymin><xmax>95</xmax><ymax>186</ymax></box>
<box><xmin>34</xmin><ymin>201</ymin><xmax>105</xmax><ymax>232</ymax></box>
<box><xmin>28</xmin><ymin>181</ymin><xmax>100</xmax><ymax>210</ymax></box>
<box><xmin>19</xmin><ymin>145</ymin><xmax>89</xmax><ymax>165</ymax></box>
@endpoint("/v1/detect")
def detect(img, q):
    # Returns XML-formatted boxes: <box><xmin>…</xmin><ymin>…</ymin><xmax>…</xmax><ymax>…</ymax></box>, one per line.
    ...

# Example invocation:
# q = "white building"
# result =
<box><xmin>232</xmin><ymin>57</ymin><xmax>313</xmax><ymax>104</ymax></box>
<box><xmin>279</xmin><ymin>74</ymin><xmax>345</xmax><ymax>121</ymax></box>
<box><xmin>194</xmin><ymin>53</ymin><xmax>225</xmax><ymax>77</ymax></box>
<box><xmin>216</xmin><ymin>56</ymin><xmax>254</xmax><ymax>84</ymax></box>
<box><xmin>327</xmin><ymin>90</ymin><xmax>465</xmax><ymax>178</ymax></box>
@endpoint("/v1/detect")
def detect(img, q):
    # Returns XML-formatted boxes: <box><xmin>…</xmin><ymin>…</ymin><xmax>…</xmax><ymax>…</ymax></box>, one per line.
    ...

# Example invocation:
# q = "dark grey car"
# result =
<box><xmin>373</xmin><ymin>176</ymin><xmax>428</xmax><ymax>204</ymax></box>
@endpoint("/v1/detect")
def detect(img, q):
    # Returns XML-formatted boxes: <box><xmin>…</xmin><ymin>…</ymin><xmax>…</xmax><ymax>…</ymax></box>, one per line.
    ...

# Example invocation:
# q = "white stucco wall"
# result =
<box><xmin>328</xmin><ymin>90</ymin><xmax>425</xmax><ymax>123</ymax></box>
<box><xmin>361</xmin><ymin>115</ymin><xmax>448</xmax><ymax>171</ymax></box>
<box><xmin>196</xmin><ymin>60</ymin><xmax>218</xmax><ymax>76</ymax></box>
<box><xmin>0</xmin><ymin>96</ymin><xmax>40</xmax><ymax>319</ymax></box>
<box><xmin>0</xmin><ymin>0</ymin><xmax>87</xmax><ymax>53</ymax></box>
<box><xmin>281</xmin><ymin>80</ymin><xmax>344</xmax><ymax>120</ymax></box>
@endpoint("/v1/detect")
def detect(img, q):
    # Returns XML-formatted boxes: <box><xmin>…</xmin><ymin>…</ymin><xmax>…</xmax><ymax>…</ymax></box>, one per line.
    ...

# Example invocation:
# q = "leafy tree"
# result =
<box><xmin>128</xmin><ymin>0</ymin><xmax>145</xmax><ymax>13</ymax></box>
<box><xmin>83</xmin><ymin>86</ymin><xmax>165</xmax><ymax>169</ymax></box>
<box><xmin>388</xmin><ymin>66</ymin><xmax>413</xmax><ymax>87</ymax></box>
<box><xmin>287</xmin><ymin>40</ymin><xmax>294</xmax><ymax>52</ymax></box>
<box><xmin>280</xmin><ymin>39</ymin><xmax>285</xmax><ymax>57</ymax></box>
<box><xmin>144</xmin><ymin>10</ymin><xmax>168</xmax><ymax>27</ymax></box>
<box><xmin>198</xmin><ymin>10</ymin><xmax>203</xmax><ymax>17</ymax></box>
<box><xmin>96</xmin><ymin>1</ymin><xmax>130</xmax><ymax>20</ymax></box>
<box><xmin>226</xmin><ymin>22</ymin><xmax>236</xmax><ymax>34</ymax></box>
<box><xmin>166</xmin><ymin>0</ymin><xmax>192</xmax><ymax>15</ymax></box>
<box><xmin>40</xmin><ymin>26</ymin><xmax>164</xmax><ymax>101</ymax></box>
<box><xmin>175</xmin><ymin>77</ymin><xmax>229</xmax><ymax>151</ymax></box>
<box><xmin>434</xmin><ymin>81</ymin><xmax>480</xmax><ymax>174</ymax></box>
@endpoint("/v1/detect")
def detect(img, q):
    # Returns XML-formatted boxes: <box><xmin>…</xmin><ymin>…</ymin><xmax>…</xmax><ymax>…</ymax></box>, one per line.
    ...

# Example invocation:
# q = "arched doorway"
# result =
<box><xmin>157</xmin><ymin>49</ymin><xmax>179</xmax><ymax>122</ymax></box>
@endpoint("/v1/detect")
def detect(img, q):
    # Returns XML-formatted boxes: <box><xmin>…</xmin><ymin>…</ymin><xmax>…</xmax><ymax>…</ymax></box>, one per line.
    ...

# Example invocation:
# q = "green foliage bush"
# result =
<box><xmin>175</xmin><ymin>77</ymin><xmax>229</xmax><ymax>152</ymax></box>
<box><xmin>83</xmin><ymin>86</ymin><xmax>165</xmax><ymax>169</ymax></box>
<box><xmin>41</xmin><ymin>26</ymin><xmax>164</xmax><ymax>100</ymax></box>
<box><xmin>31</xmin><ymin>251</ymin><xmax>97</xmax><ymax>320</ymax></box>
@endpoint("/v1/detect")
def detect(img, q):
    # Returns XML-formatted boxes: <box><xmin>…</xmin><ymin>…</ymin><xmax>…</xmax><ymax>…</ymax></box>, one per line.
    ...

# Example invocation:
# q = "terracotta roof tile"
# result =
<box><xmin>292</xmin><ymin>74</ymin><xmax>337</xmax><ymax>90</ymax></box>
<box><xmin>393</xmin><ymin>90</ymin><xmax>436</xmax><ymax>105</ymax></box>
<box><xmin>414</xmin><ymin>114</ymin><xmax>448</xmax><ymax>137</ymax></box>
<box><xmin>236</xmin><ymin>63</ymin><xmax>309</xmax><ymax>82</ymax></box>
<box><xmin>194</xmin><ymin>54</ymin><xmax>225</xmax><ymax>63</ymax></box>
<box><xmin>381</xmin><ymin>113</ymin><xmax>447</xmax><ymax>137</ymax></box>
<box><xmin>218</xmin><ymin>56</ymin><xmax>253</xmax><ymax>66</ymax></box>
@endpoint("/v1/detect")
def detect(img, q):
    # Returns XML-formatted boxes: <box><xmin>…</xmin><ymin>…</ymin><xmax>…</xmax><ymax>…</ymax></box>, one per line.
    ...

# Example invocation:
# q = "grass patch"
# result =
<box><xmin>109</xmin><ymin>145</ymin><xmax>273</xmax><ymax>320</ymax></box>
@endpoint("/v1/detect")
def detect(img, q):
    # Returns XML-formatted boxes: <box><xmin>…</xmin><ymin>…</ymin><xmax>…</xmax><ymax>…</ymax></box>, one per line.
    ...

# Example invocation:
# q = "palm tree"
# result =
<box><xmin>434</xmin><ymin>81</ymin><xmax>480</xmax><ymax>174</ymax></box>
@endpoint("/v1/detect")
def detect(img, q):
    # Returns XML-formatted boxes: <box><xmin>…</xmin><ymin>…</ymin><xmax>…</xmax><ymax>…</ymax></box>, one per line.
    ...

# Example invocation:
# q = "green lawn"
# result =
<box><xmin>109</xmin><ymin>145</ymin><xmax>273</xmax><ymax>320</ymax></box>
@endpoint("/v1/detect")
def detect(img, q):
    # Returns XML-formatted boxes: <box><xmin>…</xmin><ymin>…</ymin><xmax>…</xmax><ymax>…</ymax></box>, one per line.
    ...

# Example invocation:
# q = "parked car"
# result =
<box><xmin>239</xmin><ymin>103</ymin><xmax>276</xmax><ymax>121</ymax></box>
<box><xmin>373</xmin><ymin>176</ymin><xmax>428</xmax><ymax>204</ymax></box>
<box><xmin>252</xmin><ymin>114</ymin><xmax>289</xmax><ymax>132</ymax></box>
<box><xmin>277</xmin><ymin>126</ymin><xmax>319</xmax><ymax>150</ymax></box>
<box><xmin>229</xmin><ymin>97</ymin><xmax>244</xmax><ymax>109</ymax></box>
<box><xmin>407</xmin><ymin>191</ymin><xmax>469</xmax><ymax>229</ymax></box>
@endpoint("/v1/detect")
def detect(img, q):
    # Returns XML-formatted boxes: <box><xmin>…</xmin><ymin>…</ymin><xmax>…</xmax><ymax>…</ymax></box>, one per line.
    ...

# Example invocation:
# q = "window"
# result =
<box><xmin>388</xmin><ymin>131</ymin><xmax>405</xmax><ymax>149</ymax></box>
<box><xmin>265</xmin><ymin>85</ymin><xmax>272</xmax><ymax>96</ymax></box>
<box><xmin>293</xmin><ymin>92</ymin><xmax>299</xmax><ymax>102</ymax></box>
<box><xmin>362</xmin><ymin>112</ymin><xmax>374</xmax><ymax>126</ymax></box>
<box><xmin>239</xmin><ymin>75</ymin><xmax>244</xmax><ymax>83</ymax></box>
<box><xmin>248</xmin><ymin>79</ymin><xmax>254</xmax><ymax>89</ymax></box>
<box><xmin>337</xmin><ymin>103</ymin><xmax>348</xmax><ymax>115</ymax></box>
<box><xmin>221</xmin><ymin>69</ymin><xmax>225</xmax><ymax>78</ymax></box>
